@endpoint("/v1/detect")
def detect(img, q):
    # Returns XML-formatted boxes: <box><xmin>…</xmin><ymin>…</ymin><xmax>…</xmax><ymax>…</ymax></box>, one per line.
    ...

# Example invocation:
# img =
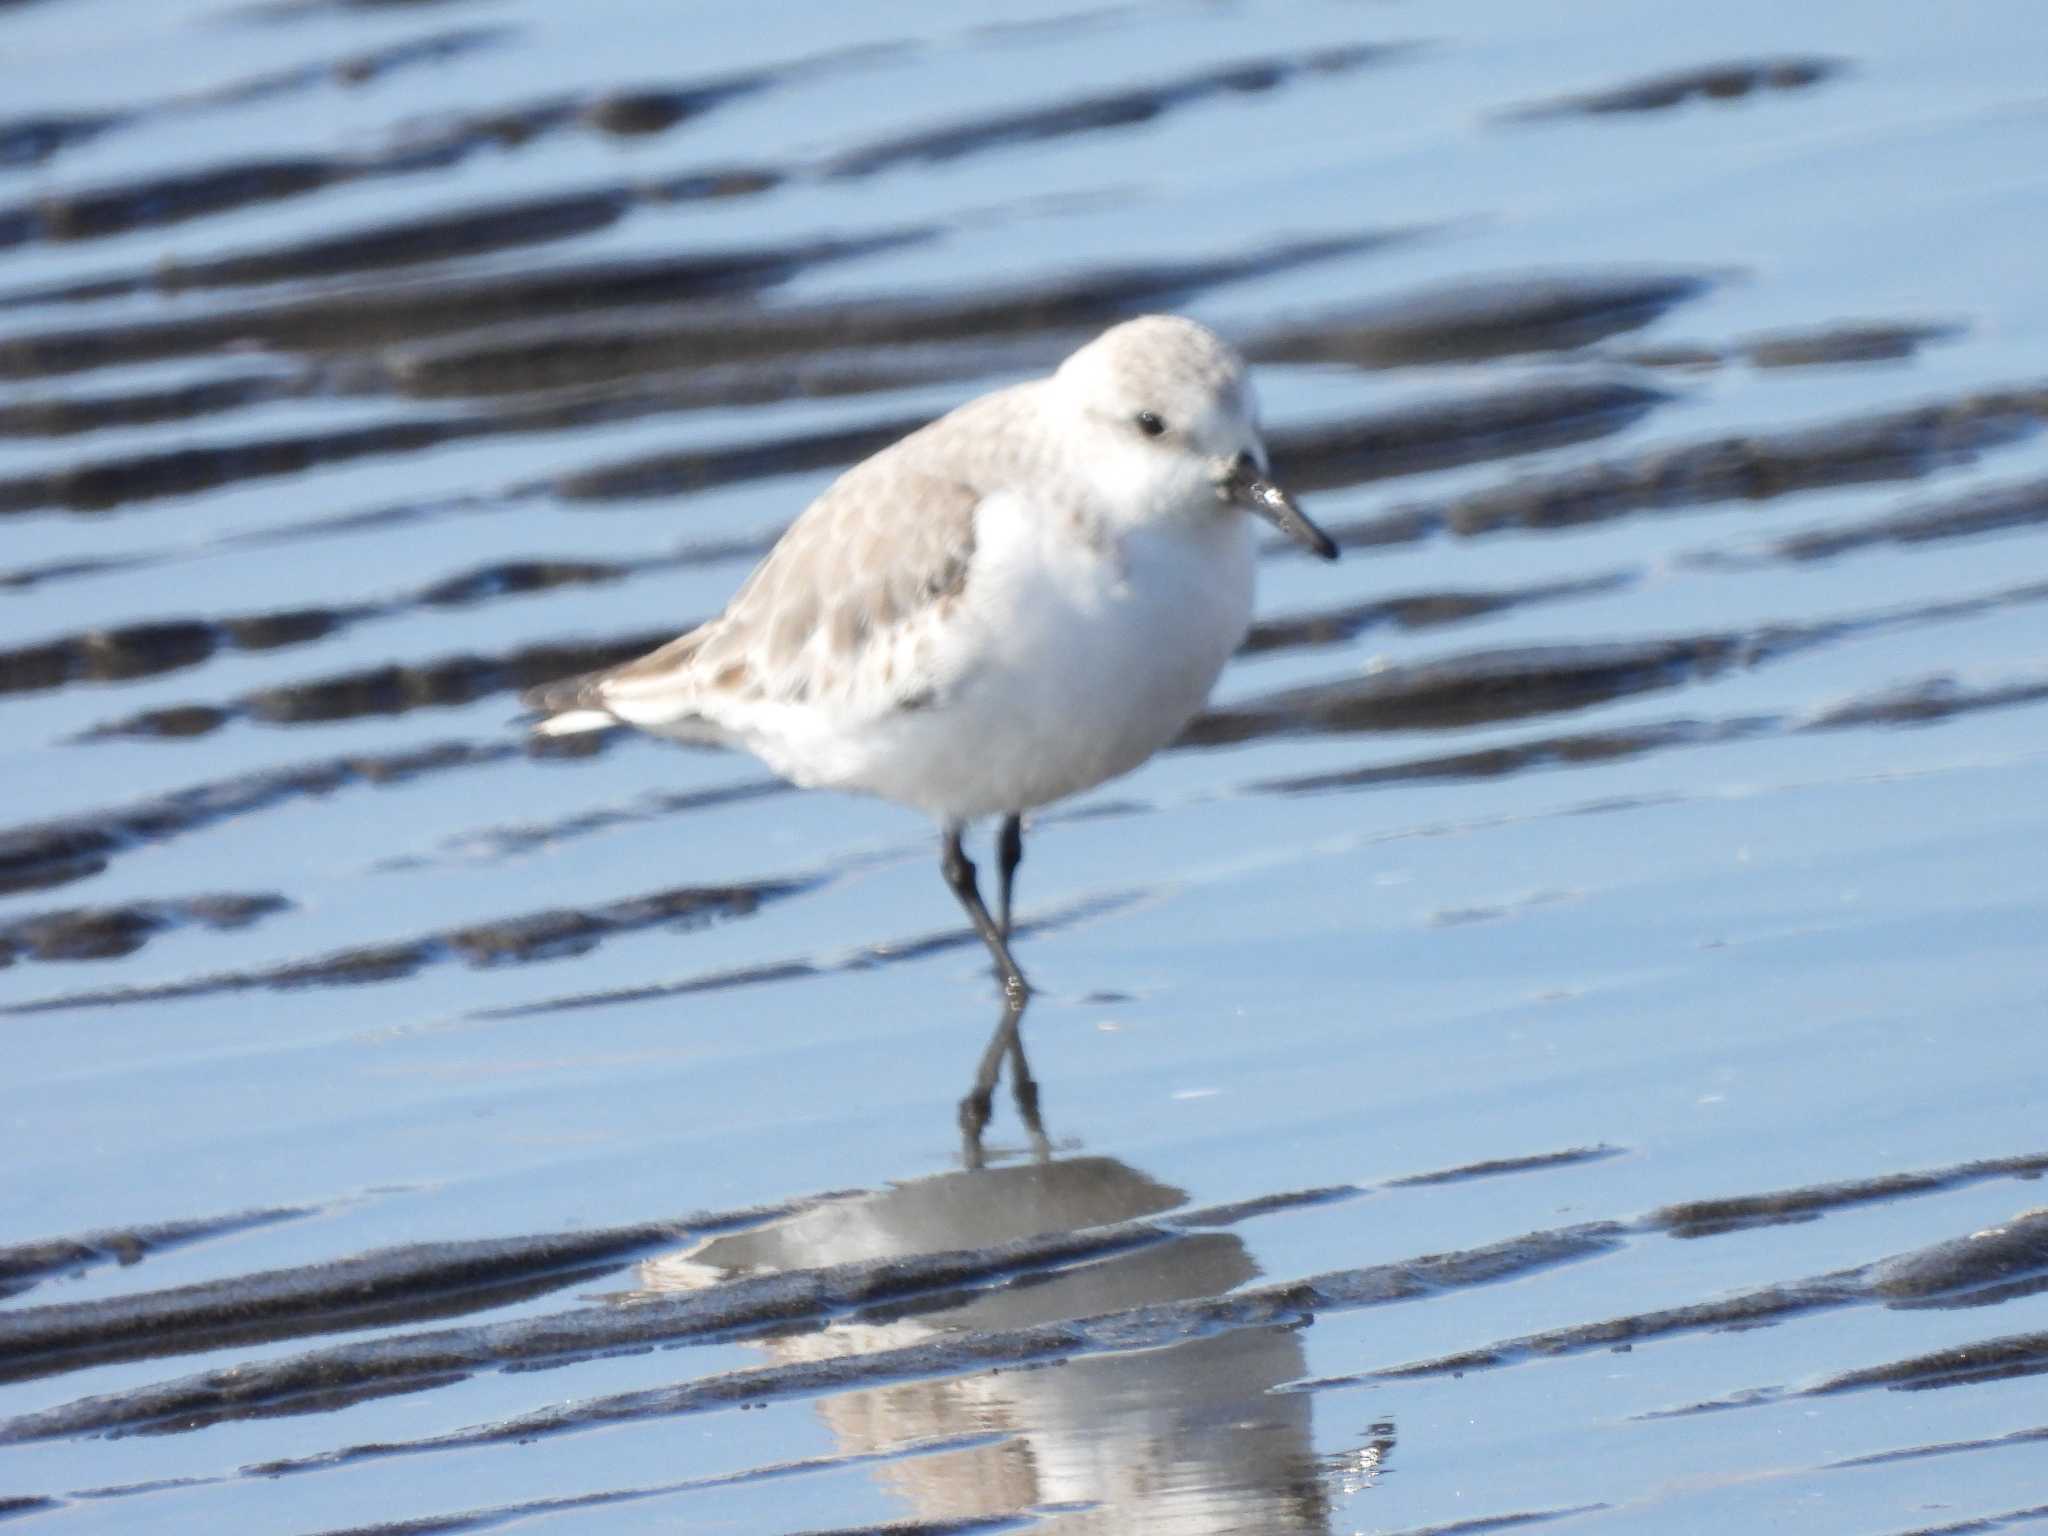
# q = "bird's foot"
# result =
<box><xmin>958</xmin><ymin>1088</ymin><xmax>996</xmax><ymax>1170</ymax></box>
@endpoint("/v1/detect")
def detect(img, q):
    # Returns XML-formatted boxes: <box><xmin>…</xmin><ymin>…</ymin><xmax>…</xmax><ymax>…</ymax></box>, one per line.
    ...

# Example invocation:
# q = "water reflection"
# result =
<box><xmin>638</xmin><ymin>1151</ymin><xmax>1342</xmax><ymax>1532</ymax></box>
<box><xmin>958</xmin><ymin>994</ymin><xmax>1046</xmax><ymax>1169</ymax></box>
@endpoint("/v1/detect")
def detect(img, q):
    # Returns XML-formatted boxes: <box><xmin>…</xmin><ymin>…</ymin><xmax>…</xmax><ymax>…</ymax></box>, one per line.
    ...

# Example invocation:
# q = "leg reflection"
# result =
<box><xmin>959</xmin><ymin>994</ymin><xmax>1050</xmax><ymax>1170</ymax></box>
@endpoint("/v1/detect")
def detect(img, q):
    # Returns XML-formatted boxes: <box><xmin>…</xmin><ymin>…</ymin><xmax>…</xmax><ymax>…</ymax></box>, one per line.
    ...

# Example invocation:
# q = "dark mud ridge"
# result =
<box><xmin>6</xmin><ymin>7</ymin><xmax>2048</xmax><ymax>1531</ymax></box>
<box><xmin>6</xmin><ymin>563</ymin><xmax>2043</xmax><ymax>995</ymax></box>
<box><xmin>2</xmin><ymin>1147</ymin><xmax>2043</xmax><ymax>1499</ymax></box>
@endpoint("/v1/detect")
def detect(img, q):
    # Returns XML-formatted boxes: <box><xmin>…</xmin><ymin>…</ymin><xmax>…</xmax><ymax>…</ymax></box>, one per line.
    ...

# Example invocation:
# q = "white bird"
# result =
<box><xmin>524</xmin><ymin>314</ymin><xmax>1337</xmax><ymax>1002</ymax></box>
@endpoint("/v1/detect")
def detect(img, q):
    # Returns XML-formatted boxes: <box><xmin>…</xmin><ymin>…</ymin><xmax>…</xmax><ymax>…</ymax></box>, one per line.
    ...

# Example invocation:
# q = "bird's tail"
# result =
<box><xmin>520</xmin><ymin>670</ymin><xmax>619</xmax><ymax>738</ymax></box>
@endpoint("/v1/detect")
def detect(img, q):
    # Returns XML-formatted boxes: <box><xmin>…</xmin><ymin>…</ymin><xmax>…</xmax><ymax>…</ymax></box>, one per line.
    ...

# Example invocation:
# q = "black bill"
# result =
<box><xmin>1225</xmin><ymin>454</ymin><xmax>1338</xmax><ymax>561</ymax></box>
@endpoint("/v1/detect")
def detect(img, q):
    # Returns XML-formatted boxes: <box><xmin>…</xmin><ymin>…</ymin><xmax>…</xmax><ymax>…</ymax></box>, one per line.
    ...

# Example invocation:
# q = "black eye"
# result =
<box><xmin>1135</xmin><ymin>411</ymin><xmax>1167</xmax><ymax>438</ymax></box>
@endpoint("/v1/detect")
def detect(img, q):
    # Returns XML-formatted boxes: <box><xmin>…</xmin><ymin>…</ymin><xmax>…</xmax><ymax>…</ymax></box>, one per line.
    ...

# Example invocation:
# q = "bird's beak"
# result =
<box><xmin>1225</xmin><ymin>454</ymin><xmax>1338</xmax><ymax>561</ymax></box>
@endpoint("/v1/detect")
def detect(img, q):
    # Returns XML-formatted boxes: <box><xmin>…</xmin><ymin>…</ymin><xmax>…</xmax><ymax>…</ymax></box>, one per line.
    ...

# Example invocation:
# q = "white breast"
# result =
<box><xmin>826</xmin><ymin>492</ymin><xmax>1258</xmax><ymax>822</ymax></box>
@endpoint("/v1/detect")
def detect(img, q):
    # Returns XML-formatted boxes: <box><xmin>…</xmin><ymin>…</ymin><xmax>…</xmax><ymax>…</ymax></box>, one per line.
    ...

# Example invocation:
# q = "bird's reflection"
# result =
<box><xmin>636</xmin><ymin>1142</ymin><xmax>1346</xmax><ymax>1531</ymax></box>
<box><xmin>958</xmin><ymin>994</ymin><xmax>1045</xmax><ymax>1169</ymax></box>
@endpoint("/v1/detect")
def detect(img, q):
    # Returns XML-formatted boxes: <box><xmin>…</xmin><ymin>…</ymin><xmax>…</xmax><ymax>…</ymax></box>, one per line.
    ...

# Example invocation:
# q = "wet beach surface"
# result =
<box><xmin>4</xmin><ymin>0</ymin><xmax>2048</xmax><ymax>1530</ymax></box>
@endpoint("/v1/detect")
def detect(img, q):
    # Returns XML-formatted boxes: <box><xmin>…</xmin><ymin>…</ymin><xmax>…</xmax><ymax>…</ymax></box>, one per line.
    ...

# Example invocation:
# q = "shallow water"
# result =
<box><xmin>4</xmin><ymin>1</ymin><xmax>2048</xmax><ymax>1531</ymax></box>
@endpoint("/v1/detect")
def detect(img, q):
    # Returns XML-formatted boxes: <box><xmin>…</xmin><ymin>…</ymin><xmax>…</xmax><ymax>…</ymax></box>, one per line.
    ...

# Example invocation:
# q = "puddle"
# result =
<box><xmin>5</xmin><ymin>0</ymin><xmax>2048</xmax><ymax>1531</ymax></box>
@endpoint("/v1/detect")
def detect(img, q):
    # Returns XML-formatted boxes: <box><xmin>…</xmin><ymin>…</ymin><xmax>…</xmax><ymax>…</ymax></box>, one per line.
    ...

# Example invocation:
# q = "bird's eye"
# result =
<box><xmin>1135</xmin><ymin>411</ymin><xmax>1167</xmax><ymax>438</ymax></box>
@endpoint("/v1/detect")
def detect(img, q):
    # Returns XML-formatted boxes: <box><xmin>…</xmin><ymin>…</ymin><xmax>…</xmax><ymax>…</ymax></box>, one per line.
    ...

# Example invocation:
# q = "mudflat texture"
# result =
<box><xmin>3</xmin><ymin>1</ymin><xmax>2047</xmax><ymax>1532</ymax></box>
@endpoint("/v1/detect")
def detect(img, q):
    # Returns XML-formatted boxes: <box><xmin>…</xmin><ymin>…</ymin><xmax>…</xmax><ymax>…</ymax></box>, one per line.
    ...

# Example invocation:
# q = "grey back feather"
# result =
<box><xmin>525</xmin><ymin>385</ymin><xmax>1047</xmax><ymax>728</ymax></box>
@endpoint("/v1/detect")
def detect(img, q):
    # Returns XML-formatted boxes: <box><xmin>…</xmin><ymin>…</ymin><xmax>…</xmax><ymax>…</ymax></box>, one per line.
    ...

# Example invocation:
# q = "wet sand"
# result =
<box><xmin>4</xmin><ymin>1</ymin><xmax>2048</xmax><ymax>1531</ymax></box>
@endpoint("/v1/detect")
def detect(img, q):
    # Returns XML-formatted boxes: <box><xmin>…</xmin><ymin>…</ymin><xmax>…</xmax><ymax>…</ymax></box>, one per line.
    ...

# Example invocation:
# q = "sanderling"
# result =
<box><xmin>524</xmin><ymin>314</ymin><xmax>1337</xmax><ymax>1002</ymax></box>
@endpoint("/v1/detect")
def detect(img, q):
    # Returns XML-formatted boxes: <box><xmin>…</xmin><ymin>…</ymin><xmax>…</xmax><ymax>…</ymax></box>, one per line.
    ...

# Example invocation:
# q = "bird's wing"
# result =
<box><xmin>526</xmin><ymin>422</ymin><xmax>996</xmax><ymax>733</ymax></box>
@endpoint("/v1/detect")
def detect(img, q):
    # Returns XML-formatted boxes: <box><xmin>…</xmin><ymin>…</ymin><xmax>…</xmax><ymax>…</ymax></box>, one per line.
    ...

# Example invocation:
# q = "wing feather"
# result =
<box><xmin>522</xmin><ymin>405</ymin><xmax>1002</xmax><ymax>735</ymax></box>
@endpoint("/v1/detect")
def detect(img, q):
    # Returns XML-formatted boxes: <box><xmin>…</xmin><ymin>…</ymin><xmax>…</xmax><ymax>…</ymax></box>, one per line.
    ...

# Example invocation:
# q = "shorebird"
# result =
<box><xmin>525</xmin><ymin>314</ymin><xmax>1337</xmax><ymax>1004</ymax></box>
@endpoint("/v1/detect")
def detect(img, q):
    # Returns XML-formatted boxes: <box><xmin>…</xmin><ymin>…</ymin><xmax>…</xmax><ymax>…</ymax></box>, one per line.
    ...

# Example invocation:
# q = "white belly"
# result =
<box><xmin>829</xmin><ymin>506</ymin><xmax>1257</xmax><ymax>822</ymax></box>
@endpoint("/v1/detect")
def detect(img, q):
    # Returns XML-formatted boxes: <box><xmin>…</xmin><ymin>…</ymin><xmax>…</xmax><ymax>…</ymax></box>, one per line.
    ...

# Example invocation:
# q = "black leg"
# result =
<box><xmin>958</xmin><ymin>991</ymin><xmax>1049</xmax><ymax>1170</ymax></box>
<box><xmin>1006</xmin><ymin>1025</ymin><xmax>1049</xmax><ymax>1162</ymax></box>
<box><xmin>941</xmin><ymin>825</ymin><xmax>1031</xmax><ymax>1003</ymax></box>
<box><xmin>960</xmin><ymin>992</ymin><xmax>1024</xmax><ymax>1169</ymax></box>
<box><xmin>995</xmin><ymin>813</ymin><xmax>1024</xmax><ymax>937</ymax></box>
